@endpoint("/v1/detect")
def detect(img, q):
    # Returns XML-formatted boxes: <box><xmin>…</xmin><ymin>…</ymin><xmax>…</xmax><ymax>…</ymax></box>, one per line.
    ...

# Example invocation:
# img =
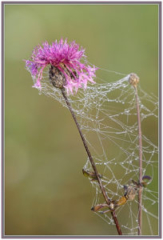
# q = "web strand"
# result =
<box><xmin>37</xmin><ymin>67</ymin><xmax>158</xmax><ymax>235</ymax></box>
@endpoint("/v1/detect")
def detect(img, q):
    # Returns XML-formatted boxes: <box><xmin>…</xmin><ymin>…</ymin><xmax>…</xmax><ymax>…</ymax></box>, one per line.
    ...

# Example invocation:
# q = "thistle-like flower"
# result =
<box><xmin>25</xmin><ymin>39</ymin><xmax>97</xmax><ymax>94</ymax></box>
<box><xmin>25</xmin><ymin>39</ymin><xmax>122</xmax><ymax>234</ymax></box>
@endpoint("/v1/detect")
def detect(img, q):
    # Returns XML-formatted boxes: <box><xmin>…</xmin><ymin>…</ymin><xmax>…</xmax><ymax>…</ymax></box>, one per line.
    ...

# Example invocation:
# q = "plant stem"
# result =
<box><xmin>61</xmin><ymin>88</ymin><xmax>122</xmax><ymax>235</ymax></box>
<box><xmin>135</xmin><ymin>86</ymin><xmax>143</xmax><ymax>235</ymax></box>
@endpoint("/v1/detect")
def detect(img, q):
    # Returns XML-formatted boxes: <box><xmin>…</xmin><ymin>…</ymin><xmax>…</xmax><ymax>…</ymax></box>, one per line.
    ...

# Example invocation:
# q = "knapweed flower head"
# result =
<box><xmin>25</xmin><ymin>39</ymin><xmax>97</xmax><ymax>94</ymax></box>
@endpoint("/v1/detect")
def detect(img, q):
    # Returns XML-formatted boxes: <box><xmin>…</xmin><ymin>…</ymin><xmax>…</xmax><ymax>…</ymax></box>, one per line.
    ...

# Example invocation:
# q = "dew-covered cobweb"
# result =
<box><xmin>34</xmin><ymin>64</ymin><xmax>159</xmax><ymax>235</ymax></box>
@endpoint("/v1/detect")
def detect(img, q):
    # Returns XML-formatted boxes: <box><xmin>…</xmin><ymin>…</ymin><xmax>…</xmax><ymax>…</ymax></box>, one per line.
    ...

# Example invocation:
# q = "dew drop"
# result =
<box><xmin>124</xmin><ymin>109</ymin><xmax>129</xmax><ymax>114</ymax></box>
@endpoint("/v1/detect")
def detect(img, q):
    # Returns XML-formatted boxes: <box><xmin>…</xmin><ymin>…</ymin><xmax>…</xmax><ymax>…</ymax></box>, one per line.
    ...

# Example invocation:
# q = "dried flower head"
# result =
<box><xmin>128</xmin><ymin>73</ymin><xmax>139</xmax><ymax>88</ymax></box>
<box><xmin>25</xmin><ymin>39</ymin><xmax>97</xmax><ymax>94</ymax></box>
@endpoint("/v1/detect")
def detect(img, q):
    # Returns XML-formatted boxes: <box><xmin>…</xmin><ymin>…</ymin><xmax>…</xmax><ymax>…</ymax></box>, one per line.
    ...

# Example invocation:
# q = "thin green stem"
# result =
<box><xmin>61</xmin><ymin>88</ymin><xmax>122</xmax><ymax>235</ymax></box>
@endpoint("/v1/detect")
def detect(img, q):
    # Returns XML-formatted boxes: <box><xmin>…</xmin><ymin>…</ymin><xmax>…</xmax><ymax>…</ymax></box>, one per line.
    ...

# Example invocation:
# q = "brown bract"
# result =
<box><xmin>49</xmin><ymin>65</ymin><xmax>66</xmax><ymax>89</ymax></box>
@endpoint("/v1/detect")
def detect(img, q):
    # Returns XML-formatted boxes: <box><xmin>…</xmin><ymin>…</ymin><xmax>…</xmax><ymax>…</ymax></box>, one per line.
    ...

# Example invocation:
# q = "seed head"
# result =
<box><xmin>129</xmin><ymin>73</ymin><xmax>139</xmax><ymax>88</ymax></box>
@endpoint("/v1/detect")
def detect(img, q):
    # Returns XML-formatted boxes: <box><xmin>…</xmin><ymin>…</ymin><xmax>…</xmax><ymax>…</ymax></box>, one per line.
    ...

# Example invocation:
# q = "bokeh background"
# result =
<box><xmin>4</xmin><ymin>3</ymin><xmax>159</xmax><ymax>236</ymax></box>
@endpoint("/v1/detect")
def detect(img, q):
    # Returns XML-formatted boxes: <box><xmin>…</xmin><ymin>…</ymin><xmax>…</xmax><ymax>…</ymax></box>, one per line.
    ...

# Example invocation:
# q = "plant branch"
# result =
<box><xmin>135</xmin><ymin>86</ymin><xmax>143</xmax><ymax>235</ymax></box>
<box><xmin>129</xmin><ymin>73</ymin><xmax>143</xmax><ymax>235</ymax></box>
<box><xmin>61</xmin><ymin>88</ymin><xmax>122</xmax><ymax>235</ymax></box>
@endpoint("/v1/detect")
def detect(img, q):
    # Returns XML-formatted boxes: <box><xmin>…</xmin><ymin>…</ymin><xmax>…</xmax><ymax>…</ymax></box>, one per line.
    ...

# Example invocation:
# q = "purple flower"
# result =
<box><xmin>25</xmin><ymin>39</ymin><xmax>97</xmax><ymax>94</ymax></box>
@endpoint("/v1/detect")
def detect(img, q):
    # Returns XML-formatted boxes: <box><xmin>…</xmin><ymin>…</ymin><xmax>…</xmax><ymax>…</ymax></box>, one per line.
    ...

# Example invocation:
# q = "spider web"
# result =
<box><xmin>35</xmin><ymin>66</ymin><xmax>159</xmax><ymax>236</ymax></box>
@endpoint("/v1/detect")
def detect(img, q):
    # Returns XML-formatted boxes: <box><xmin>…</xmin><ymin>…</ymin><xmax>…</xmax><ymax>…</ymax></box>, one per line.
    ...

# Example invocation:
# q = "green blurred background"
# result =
<box><xmin>4</xmin><ymin>3</ymin><xmax>159</xmax><ymax>236</ymax></box>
